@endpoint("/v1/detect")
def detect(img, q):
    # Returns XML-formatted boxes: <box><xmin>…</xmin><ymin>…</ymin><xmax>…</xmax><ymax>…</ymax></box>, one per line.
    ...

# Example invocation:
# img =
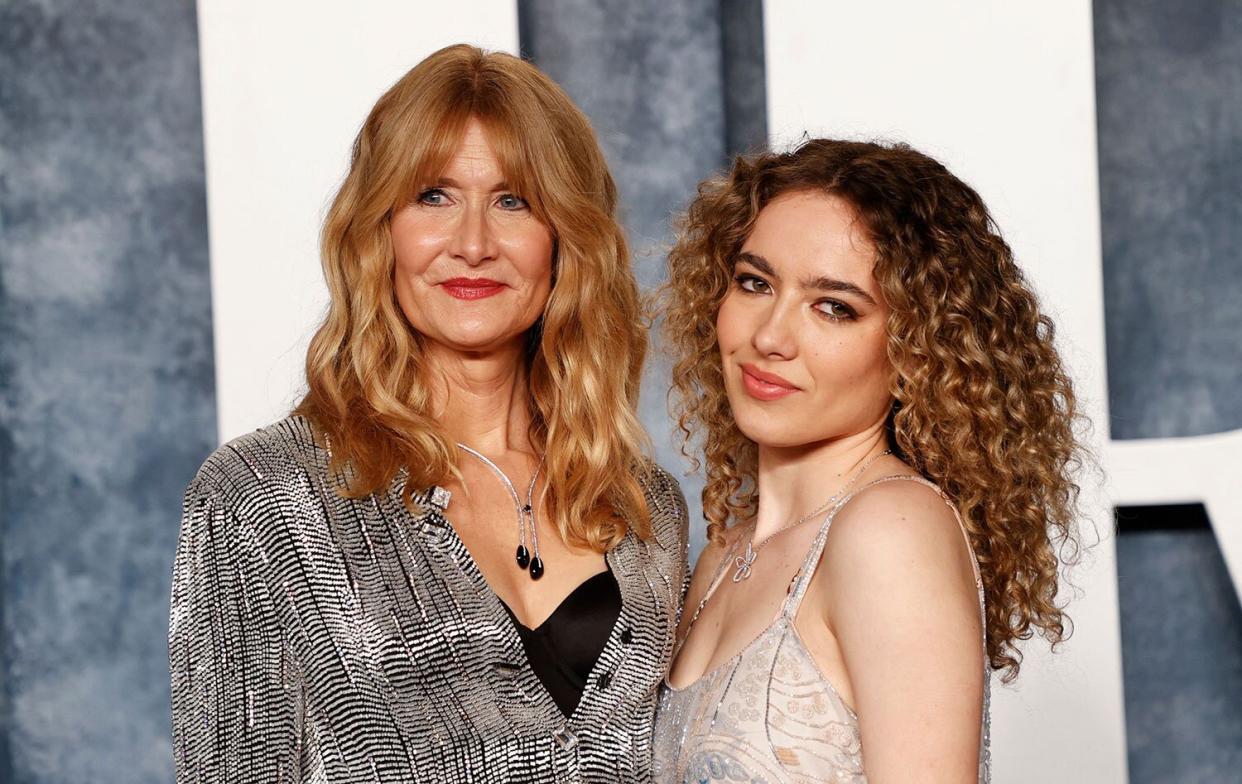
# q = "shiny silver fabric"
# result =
<box><xmin>651</xmin><ymin>475</ymin><xmax>990</xmax><ymax>783</ymax></box>
<box><xmin>169</xmin><ymin>415</ymin><xmax>689</xmax><ymax>783</ymax></box>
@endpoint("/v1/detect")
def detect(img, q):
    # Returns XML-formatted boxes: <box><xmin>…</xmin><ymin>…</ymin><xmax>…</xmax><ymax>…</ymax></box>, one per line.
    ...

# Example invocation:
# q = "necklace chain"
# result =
<box><xmin>732</xmin><ymin>449</ymin><xmax>892</xmax><ymax>583</ymax></box>
<box><xmin>456</xmin><ymin>443</ymin><xmax>546</xmax><ymax>580</ymax></box>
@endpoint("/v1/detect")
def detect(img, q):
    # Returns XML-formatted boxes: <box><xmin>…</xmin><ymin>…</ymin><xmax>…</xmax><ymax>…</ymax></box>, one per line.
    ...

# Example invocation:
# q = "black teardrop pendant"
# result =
<box><xmin>528</xmin><ymin>556</ymin><xmax>545</xmax><ymax>580</ymax></box>
<box><xmin>515</xmin><ymin>544</ymin><xmax>531</xmax><ymax>569</ymax></box>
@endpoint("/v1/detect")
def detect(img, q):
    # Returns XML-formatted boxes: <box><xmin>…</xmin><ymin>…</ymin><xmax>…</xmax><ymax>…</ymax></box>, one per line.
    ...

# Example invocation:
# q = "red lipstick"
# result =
<box><xmin>739</xmin><ymin>363</ymin><xmax>799</xmax><ymax>401</ymax></box>
<box><xmin>440</xmin><ymin>277</ymin><xmax>506</xmax><ymax>300</ymax></box>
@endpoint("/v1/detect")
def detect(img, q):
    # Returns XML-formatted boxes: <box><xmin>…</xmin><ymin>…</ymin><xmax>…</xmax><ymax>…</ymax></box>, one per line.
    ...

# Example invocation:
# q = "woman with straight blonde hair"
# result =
<box><xmin>170</xmin><ymin>44</ymin><xmax>687</xmax><ymax>783</ymax></box>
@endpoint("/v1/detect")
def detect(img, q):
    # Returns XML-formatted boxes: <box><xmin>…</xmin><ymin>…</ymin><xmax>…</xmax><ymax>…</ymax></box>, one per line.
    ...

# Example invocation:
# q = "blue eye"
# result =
<box><xmin>418</xmin><ymin>188</ymin><xmax>448</xmax><ymax>206</ymax></box>
<box><xmin>734</xmin><ymin>273</ymin><xmax>770</xmax><ymax>294</ymax></box>
<box><xmin>497</xmin><ymin>193</ymin><xmax>529</xmax><ymax>210</ymax></box>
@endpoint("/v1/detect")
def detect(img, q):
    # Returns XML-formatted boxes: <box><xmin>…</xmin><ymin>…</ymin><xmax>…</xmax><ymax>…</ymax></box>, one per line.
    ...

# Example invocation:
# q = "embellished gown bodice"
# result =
<box><xmin>651</xmin><ymin>475</ymin><xmax>991</xmax><ymax>783</ymax></box>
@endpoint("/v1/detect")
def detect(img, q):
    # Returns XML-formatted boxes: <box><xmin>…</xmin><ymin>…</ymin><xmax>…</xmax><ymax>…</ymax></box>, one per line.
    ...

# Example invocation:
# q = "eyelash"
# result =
<box><xmin>415</xmin><ymin>188</ymin><xmax>529</xmax><ymax>211</ymax></box>
<box><xmin>816</xmin><ymin>300</ymin><xmax>857</xmax><ymax>321</ymax></box>
<box><xmin>732</xmin><ymin>273</ymin><xmax>858</xmax><ymax>322</ymax></box>
<box><xmin>734</xmin><ymin>272</ymin><xmax>770</xmax><ymax>295</ymax></box>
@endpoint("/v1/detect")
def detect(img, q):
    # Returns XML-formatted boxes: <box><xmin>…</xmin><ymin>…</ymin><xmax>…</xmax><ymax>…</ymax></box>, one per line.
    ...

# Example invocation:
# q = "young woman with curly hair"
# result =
<box><xmin>651</xmin><ymin>138</ymin><xmax>1084</xmax><ymax>783</ymax></box>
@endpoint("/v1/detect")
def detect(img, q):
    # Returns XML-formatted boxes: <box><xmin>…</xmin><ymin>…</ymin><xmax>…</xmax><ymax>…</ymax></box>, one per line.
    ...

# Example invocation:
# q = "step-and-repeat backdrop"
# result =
<box><xmin>2</xmin><ymin>1</ymin><xmax>1238</xmax><ymax>781</ymax></box>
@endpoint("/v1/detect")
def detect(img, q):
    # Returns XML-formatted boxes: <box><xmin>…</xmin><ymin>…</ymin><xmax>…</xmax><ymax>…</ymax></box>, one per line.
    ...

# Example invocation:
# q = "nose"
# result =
<box><xmin>751</xmin><ymin>300</ymin><xmax>798</xmax><ymax>359</ymax></box>
<box><xmin>448</xmin><ymin>202</ymin><xmax>499</xmax><ymax>266</ymax></box>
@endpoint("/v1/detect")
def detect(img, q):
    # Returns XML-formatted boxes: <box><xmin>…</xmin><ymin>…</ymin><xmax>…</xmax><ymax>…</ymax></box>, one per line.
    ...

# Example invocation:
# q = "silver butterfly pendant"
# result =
<box><xmin>732</xmin><ymin>541</ymin><xmax>757</xmax><ymax>582</ymax></box>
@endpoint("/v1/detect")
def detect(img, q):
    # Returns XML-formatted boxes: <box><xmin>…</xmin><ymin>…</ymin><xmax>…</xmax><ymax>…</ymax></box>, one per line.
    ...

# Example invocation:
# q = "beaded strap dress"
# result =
<box><xmin>651</xmin><ymin>475</ymin><xmax>991</xmax><ymax>783</ymax></box>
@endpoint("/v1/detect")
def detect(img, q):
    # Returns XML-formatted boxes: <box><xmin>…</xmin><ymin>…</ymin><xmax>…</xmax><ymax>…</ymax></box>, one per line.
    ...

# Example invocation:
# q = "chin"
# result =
<box><xmin>431</xmin><ymin>313</ymin><xmax>534</xmax><ymax>345</ymax></box>
<box><xmin>729</xmin><ymin>400</ymin><xmax>815</xmax><ymax>450</ymax></box>
<box><xmin>441</xmin><ymin>331</ymin><xmax>523</xmax><ymax>353</ymax></box>
<box><xmin>739</xmin><ymin>425</ymin><xmax>818</xmax><ymax>450</ymax></box>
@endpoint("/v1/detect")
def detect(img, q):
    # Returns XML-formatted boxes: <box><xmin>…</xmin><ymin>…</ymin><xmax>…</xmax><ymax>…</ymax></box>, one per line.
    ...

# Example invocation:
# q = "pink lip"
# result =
<box><xmin>440</xmin><ymin>277</ymin><xmax>506</xmax><ymax>300</ymax></box>
<box><xmin>739</xmin><ymin>363</ymin><xmax>799</xmax><ymax>401</ymax></box>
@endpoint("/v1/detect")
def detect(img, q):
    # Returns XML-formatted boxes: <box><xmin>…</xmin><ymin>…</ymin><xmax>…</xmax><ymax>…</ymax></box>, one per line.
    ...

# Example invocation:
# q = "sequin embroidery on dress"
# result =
<box><xmin>651</xmin><ymin>475</ymin><xmax>991</xmax><ymax>783</ymax></box>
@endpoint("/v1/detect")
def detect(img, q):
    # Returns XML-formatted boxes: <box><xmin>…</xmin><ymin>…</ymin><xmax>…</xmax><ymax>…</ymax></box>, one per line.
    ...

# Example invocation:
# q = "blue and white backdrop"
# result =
<box><xmin>1</xmin><ymin>1</ymin><xmax>1239</xmax><ymax>782</ymax></box>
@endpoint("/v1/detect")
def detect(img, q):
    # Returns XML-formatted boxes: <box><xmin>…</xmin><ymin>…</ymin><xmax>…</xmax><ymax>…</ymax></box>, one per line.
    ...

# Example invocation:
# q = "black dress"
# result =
<box><xmin>500</xmin><ymin>567</ymin><xmax>622</xmax><ymax>717</ymax></box>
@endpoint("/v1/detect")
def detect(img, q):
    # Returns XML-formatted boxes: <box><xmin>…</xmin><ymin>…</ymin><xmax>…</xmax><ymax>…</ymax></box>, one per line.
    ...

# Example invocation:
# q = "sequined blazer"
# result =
<box><xmin>169</xmin><ymin>415</ymin><xmax>690</xmax><ymax>783</ymax></box>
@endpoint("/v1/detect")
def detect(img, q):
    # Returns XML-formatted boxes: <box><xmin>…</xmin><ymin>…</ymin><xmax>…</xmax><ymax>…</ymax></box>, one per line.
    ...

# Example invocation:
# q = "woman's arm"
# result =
<box><xmin>169</xmin><ymin>476</ymin><xmax>301</xmax><ymax>783</ymax></box>
<box><xmin>821</xmin><ymin>480</ymin><xmax>984</xmax><ymax>783</ymax></box>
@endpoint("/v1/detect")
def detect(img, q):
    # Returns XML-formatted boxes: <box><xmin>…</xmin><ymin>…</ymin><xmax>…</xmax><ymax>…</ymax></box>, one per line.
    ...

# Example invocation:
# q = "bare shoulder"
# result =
<box><xmin>689</xmin><ymin>525</ymin><xmax>740</xmax><ymax>582</ymax></box>
<box><xmin>821</xmin><ymin>476</ymin><xmax>977</xmax><ymax>601</ymax></box>
<box><xmin>813</xmin><ymin>476</ymin><xmax>986</xmax><ymax>779</ymax></box>
<box><xmin>682</xmin><ymin>523</ymin><xmax>747</xmax><ymax>614</ymax></box>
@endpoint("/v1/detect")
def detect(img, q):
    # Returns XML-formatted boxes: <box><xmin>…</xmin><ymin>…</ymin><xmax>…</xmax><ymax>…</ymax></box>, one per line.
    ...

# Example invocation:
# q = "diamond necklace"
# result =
<box><xmin>456</xmin><ymin>444</ymin><xmax>546</xmax><ymax>581</ymax></box>
<box><xmin>732</xmin><ymin>449</ymin><xmax>892</xmax><ymax>583</ymax></box>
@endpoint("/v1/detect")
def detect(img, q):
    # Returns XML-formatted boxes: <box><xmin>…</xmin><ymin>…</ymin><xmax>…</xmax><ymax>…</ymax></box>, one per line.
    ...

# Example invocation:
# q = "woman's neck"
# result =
<box><xmin>428</xmin><ymin>339</ymin><xmax>534</xmax><ymax>456</ymax></box>
<box><xmin>753</xmin><ymin>426</ymin><xmax>890</xmax><ymax>542</ymax></box>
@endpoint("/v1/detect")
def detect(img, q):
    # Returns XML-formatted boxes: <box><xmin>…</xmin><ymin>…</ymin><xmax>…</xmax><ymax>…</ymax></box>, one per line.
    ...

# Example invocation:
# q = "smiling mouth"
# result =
<box><xmin>739</xmin><ymin>363</ymin><xmax>799</xmax><ymax>401</ymax></box>
<box><xmin>440</xmin><ymin>278</ymin><xmax>506</xmax><ymax>300</ymax></box>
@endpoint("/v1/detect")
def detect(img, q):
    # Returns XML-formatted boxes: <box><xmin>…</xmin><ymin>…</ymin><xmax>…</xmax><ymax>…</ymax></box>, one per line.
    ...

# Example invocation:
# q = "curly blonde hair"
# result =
<box><xmin>295</xmin><ymin>44</ymin><xmax>651</xmax><ymax>550</ymax></box>
<box><xmin>662</xmin><ymin>138</ymin><xmax>1085</xmax><ymax>680</ymax></box>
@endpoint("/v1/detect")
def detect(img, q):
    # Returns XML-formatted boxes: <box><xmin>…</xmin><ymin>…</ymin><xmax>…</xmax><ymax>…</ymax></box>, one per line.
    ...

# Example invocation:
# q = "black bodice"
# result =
<box><xmin>500</xmin><ymin>567</ymin><xmax>622</xmax><ymax>717</ymax></box>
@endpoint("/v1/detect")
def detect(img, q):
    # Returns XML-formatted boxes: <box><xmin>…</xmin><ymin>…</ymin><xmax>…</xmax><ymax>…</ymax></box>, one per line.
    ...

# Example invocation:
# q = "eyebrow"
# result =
<box><xmin>735</xmin><ymin>251</ymin><xmax>878</xmax><ymax>306</ymax></box>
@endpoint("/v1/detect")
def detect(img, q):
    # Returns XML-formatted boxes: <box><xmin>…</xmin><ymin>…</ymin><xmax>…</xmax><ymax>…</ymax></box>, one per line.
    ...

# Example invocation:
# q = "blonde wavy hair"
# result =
<box><xmin>662</xmin><ymin>139</ymin><xmax>1086</xmax><ymax>680</ymax></box>
<box><xmin>295</xmin><ymin>44</ymin><xmax>651</xmax><ymax>550</ymax></box>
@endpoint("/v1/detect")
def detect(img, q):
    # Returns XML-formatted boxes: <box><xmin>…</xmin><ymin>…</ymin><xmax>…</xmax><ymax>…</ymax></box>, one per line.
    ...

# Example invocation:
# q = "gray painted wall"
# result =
<box><xmin>520</xmin><ymin>0</ymin><xmax>766</xmax><ymax>558</ymax></box>
<box><xmin>0</xmin><ymin>1</ymin><xmax>216</xmax><ymax>782</ymax></box>
<box><xmin>1115</xmin><ymin>508</ymin><xmax>1242</xmax><ymax>782</ymax></box>
<box><xmin>1095</xmin><ymin>1</ymin><xmax>1242</xmax><ymax>780</ymax></box>
<box><xmin>0</xmin><ymin>0</ymin><xmax>1238</xmax><ymax>779</ymax></box>
<box><xmin>720</xmin><ymin>0</ymin><xmax>769</xmax><ymax>159</ymax></box>
<box><xmin>1095</xmin><ymin>0</ymin><xmax>1242</xmax><ymax>440</ymax></box>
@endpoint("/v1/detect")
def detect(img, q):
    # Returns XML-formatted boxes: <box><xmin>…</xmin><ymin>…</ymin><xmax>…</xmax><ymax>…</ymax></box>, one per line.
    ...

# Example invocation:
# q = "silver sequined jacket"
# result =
<box><xmin>169</xmin><ymin>415</ymin><xmax>690</xmax><ymax>783</ymax></box>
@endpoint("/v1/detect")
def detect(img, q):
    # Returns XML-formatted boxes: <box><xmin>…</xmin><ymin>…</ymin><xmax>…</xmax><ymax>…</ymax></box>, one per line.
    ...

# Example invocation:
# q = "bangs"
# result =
<box><xmin>396</xmin><ymin>100</ymin><xmax>553</xmax><ymax>228</ymax></box>
<box><xmin>397</xmin><ymin>103</ymin><xmax>469</xmax><ymax>205</ymax></box>
<box><xmin>475</xmin><ymin>110</ymin><xmax>550</xmax><ymax>224</ymax></box>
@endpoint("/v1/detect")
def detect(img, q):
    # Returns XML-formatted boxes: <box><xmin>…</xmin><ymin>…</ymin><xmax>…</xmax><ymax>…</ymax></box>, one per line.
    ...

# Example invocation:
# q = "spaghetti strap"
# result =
<box><xmin>673</xmin><ymin>534</ymin><xmax>744</xmax><ymax>658</ymax></box>
<box><xmin>780</xmin><ymin>473</ymin><xmax>980</xmax><ymax>619</ymax></box>
<box><xmin>654</xmin><ymin>472</ymin><xmax>992</xmax><ymax>784</ymax></box>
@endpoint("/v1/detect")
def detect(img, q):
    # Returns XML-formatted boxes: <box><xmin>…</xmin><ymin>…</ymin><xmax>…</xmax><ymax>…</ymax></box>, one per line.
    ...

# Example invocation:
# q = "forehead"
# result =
<box><xmin>741</xmin><ymin>191</ymin><xmax>877</xmax><ymax>284</ymax></box>
<box><xmin>439</xmin><ymin>119</ymin><xmax>504</xmax><ymax>180</ymax></box>
<box><xmin>405</xmin><ymin>113</ymin><xmax>544</xmax><ymax>218</ymax></box>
